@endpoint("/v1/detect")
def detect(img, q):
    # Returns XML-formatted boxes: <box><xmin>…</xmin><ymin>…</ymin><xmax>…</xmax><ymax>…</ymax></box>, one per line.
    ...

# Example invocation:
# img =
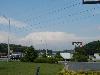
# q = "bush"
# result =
<box><xmin>34</xmin><ymin>57</ymin><xmax>47</xmax><ymax>63</ymax></box>
<box><xmin>47</xmin><ymin>57</ymin><xmax>57</xmax><ymax>63</ymax></box>
<box><xmin>55</xmin><ymin>58</ymin><xmax>64</xmax><ymax>61</ymax></box>
<box><xmin>72</xmin><ymin>52</ymin><xmax>88</xmax><ymax>62</ymax></box>
<box><xmin>20</xmin><ymin>57</ymin><xmax>26</xmax><ymax>62</ymax></box>
<box><xmin>34</xmin><ymin>57</ymin><xmax>58</xmax><ymax>63</ymax></box>
<box><xmin>21</xmin><ymin>46</ymin><xmax>38</xmax><ymax>62</ymax></box>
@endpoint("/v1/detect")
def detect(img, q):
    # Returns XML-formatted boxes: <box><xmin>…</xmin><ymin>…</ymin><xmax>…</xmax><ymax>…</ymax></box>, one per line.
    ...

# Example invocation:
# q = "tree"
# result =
<box><xmin>55</xmin><ymin>51</ymin><xmax>62</xmax><ymax>58</ymax></box>
<box><xmin>21</xmin><ymin>46</ymin><xmax>38</xmax><ymax>62</ymax></box>
<box><xmin>0</xmin><ymin>43</ymin><xmax>8</xmax><ymax>53</ymax></box>
<box><xmin>0</xmin><ymin>43</ymin><xmax>28</xmax><ymax>53</ymax></box>
<box><xmin>72</xmin><ymin>40</ymin><xmax>100</xmax><ymax>62</ymax></box>
<box><xmin>72</xmin><ymin>47</ymin><xmax>88</xmax><ymax>62</ymax></box>
<box><xmin>42</xmin><ymin>52</ymin><xmax>47</xmax><ymax>58</ymax></box>
<box><xmin>72</xmin><ymin>52</ymin><xmax>88</xmax><ymax>62</ymax></box>
<box><xmin>84</xmin><ymin>40</ymin><xmax>100</xmax><ymax>55</ymax></box>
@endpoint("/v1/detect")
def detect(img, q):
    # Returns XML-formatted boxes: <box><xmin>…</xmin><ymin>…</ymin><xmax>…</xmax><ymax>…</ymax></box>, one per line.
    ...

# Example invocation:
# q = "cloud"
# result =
<box><xmin>18</xmin><ymin>32</ymin><xmax>100</xmax><ymax>49</ymax></box>
<box><xmin>0</xmin><ymin>31</ymin><xmax>17</xmax><ymax>43</ymax></box>
<box><xmin>0</xmin><ymin>16</ymin><xmax>27</xmax><ymax>28</ymax></box>
<box><xmin>21</xmin><ymin>32</ymin><xmax>99</xmax><ymax>42</ymax></box>
<box><xmin>0</xmin><ymin>31</ymin><xmax>8</xmax><ymax>42</ymax></box>
<box><xmin>19</xmin><ymin>32</ymin><xmax>80</xmax><ymax>44</ymax></box>
<box><xmin>98</xmin><ymin>26</ymin><xmax>100</xmax><ymax>30</ymax></box>
<box><xmin>0</xmin><ymin>31</ymin><xmax>99</xmax><ymax>50</ymax></box>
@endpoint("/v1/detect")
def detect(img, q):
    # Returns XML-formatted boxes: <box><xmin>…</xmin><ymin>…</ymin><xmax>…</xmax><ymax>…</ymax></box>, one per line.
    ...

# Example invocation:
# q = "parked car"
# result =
<box><xmin>10</xmin><ymin>52</ymin><xmax>22</xmax><ymax>60</ymax></box>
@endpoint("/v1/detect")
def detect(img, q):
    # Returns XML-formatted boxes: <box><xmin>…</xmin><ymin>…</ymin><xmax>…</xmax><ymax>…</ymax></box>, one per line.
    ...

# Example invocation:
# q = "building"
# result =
<box><xmin>89</xmin><ymin>50</ymin><xmax>100</xmax><ymax>61</ymax></box>
<box><xmin>60</xmin><ymin>50</ymin><xmax>74</xmax><ymax>60</ymax></box>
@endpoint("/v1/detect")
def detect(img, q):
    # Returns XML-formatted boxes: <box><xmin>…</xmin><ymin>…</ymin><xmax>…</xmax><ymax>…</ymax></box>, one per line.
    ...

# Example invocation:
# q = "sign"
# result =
<box><xmin>83</xmin><ymin>0</ymin><xmax>100</xmax><ymax>4</ymax></box>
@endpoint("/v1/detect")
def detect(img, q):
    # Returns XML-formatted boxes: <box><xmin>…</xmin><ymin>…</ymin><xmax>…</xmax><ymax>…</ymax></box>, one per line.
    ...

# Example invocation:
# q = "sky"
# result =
<box><xmin>0</xmin><ymin>0</ymin><xmax>100</xmax><ymax>50</ymax></box>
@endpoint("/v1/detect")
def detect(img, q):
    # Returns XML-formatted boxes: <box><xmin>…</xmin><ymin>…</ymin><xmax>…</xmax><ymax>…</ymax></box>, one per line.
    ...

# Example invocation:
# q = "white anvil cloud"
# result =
<box><xmin>0</xmin><ymin>31</ymin><xmax>99</xmax><ymax>49</ymax></box>
<box><xmin>18</xmin><ymin>32</ymin><xmax>100</xmax><ymax>49</ymax></box>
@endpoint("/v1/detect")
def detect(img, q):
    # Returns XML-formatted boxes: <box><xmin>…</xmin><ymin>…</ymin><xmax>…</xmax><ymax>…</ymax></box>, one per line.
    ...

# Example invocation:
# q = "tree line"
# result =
<box><xmin>0</xmin><ymin>40</ymin><xmax>100</xmax><ymax>62</ymax></box>
<box><xmin>0</xmin><ymin>43</ymin><xmax>28</xmax><ymax>53</ymax></box>
<box><xmin>72</xmin><ymin>40</ymin><xmax>100</xmax><ymax>62</ymax></box>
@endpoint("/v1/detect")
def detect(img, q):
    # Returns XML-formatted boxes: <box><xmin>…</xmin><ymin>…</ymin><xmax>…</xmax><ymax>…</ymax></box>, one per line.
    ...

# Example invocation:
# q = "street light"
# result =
<box><xmin>3</xmin><ymin>16</ymin><xmax>10</xmax><ymax>62</ymax></box>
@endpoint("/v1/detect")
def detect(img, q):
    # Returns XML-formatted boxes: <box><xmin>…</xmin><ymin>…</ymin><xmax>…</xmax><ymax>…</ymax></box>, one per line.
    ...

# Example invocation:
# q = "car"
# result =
<box><xmin>10</xmin><ymin>53</ymin><xmax>22</xmax><ymax>60</ymax></box>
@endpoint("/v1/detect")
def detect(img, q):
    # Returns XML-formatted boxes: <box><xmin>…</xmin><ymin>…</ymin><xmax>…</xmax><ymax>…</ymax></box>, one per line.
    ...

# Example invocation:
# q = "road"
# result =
<box><xmin>67</xmin><ymin>62</ymin><xmax>100</xmax><ymax>71</ymax></box>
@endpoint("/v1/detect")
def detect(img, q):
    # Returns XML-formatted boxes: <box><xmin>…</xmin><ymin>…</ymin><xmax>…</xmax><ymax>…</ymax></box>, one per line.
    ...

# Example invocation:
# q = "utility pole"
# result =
<box><xmin>7</xmin><ymin>19</ymin><xmax>10</xmax><ymax>62</ymax></box>
<box><xmin>45</xmin><ymin>40</ymin><xmax>48</xmax><ymax>56</ymax></box>
<box><xmin>3</xmin><ymin>16</ymin><xmax>10</xmax><ymax>62</ymax></box>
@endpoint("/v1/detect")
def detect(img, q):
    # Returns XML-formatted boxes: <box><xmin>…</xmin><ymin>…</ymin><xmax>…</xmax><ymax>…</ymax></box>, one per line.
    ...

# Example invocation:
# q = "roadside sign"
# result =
<box><xmin>83</xmin><ymin>0</ymin><xmax>100</xmax><ymax>4</ymax></box>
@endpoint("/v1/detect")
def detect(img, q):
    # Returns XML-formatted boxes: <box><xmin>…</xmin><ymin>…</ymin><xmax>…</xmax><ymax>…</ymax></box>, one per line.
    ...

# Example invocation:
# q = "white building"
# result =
<box><xmin>60</xmin><ymin>53</ymin><xmax>73</xmax><ymax>60</ymax></box>
<box><xmin>93</xmin><ymin>53</ymin><xmax>100</xmax><ymax>61</ymax></box>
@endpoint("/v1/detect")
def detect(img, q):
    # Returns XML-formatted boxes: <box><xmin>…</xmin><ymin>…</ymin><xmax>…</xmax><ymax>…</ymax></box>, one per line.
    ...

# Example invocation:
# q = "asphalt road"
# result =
<box><xmin>67</xmin><ymin>62</ymin><xmax>100</xmax><ymax>71</ymax></box>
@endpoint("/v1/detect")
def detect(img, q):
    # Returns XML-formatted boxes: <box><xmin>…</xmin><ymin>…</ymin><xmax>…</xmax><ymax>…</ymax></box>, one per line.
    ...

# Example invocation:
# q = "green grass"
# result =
<box><xmin>58</xmin><ymin>69</ymin><xmax>100</xmax><ymax>75</ymax></box>
<box><xmin>0</xmin><ymin>61</ymin><xmax>63</xmax><ymax>75</ymax></box>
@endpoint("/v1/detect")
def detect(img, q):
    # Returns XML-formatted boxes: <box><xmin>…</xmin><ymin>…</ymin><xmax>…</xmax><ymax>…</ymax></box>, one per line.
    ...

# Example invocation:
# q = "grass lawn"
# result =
<box><xmin>0</xmin><ymin>61</ymin><xmax>63</xmax><ymax>75</ymax></box>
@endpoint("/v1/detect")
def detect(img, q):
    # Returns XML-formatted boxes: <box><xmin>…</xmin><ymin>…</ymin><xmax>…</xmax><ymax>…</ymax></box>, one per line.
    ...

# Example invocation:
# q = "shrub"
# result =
<box><xmin>34</xmin><ymin>57</ymin><xmax>47</xmax><ymax>63</ymax></box>
<box><xmin>20</xmin><ymin>46</ymin><xmax>38</xmax><ymax>62</ymax></box>
<box><xmin>34</xmin><ymin>57</ymin><xmax>58</xmax><ymax>63</ymax></box>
